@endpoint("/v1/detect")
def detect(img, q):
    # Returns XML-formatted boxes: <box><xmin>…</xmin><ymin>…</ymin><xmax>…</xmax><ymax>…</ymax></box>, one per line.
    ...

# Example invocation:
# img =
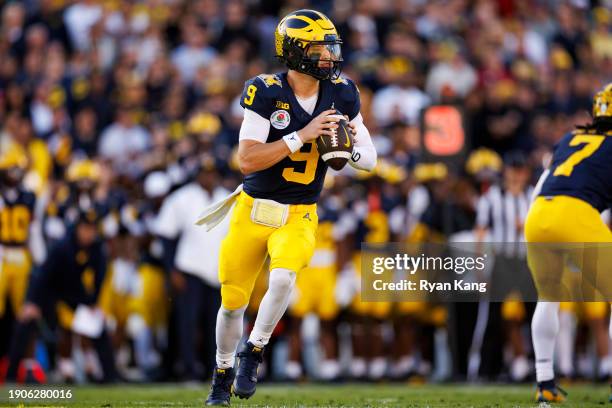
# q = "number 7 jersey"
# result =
<box><xmin>540</xmin><ymin>129</ymin><xmax>612</xmax><ymax>212</ymax></box>
<box><xmin>239</xmin><ymin>72</ymin><xmax>360</xmax><ymax>204</ymax></box>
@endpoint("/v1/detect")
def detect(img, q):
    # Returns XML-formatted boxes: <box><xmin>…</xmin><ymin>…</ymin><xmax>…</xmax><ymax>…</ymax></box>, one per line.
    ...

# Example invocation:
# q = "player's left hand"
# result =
<box><xmin>344</xmin><ymin>115</ymin><xmax>357</xmax><ymax>143</ymax></box>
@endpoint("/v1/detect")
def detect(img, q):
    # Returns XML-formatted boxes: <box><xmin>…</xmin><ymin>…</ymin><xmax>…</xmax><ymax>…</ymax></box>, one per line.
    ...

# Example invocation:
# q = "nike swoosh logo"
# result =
<box><xmin>343</xmin><ymin>127</ymin><xmax>351</xmax><ymax>148</ymax></box>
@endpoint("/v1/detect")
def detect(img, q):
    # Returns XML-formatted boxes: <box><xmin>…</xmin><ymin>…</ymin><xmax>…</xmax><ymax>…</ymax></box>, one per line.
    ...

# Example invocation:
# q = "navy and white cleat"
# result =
<box><xmin>233</xmin><ymin>342</ymin><xmax>264</xmax><ymax>399</ymax></box>
<box><xmin>205</xmin><ymin>366</ymin><xmax>235</xmax><ymax>406</ymax></box>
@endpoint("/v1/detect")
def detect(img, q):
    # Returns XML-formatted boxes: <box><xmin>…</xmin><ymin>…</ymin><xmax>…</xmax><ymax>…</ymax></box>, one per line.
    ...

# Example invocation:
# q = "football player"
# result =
<box><xmin>0</xmin><ymin>147</ymin><xmax>45</xmax><ymax>368</ymax></box>
<box><xmin>525</xmin><ymin>83</ymin><xmax>612</xmax><ymax>403</ymax></box>
<box><xmin>203</xmin><ymin>9</ymin><xmax>376</xmax><ymax>405</ymax></box>
<box><xmin>0</xmin><ymin>149</ymin><xmax>39</xmax><ymax>315</ymax></box>
<box><xmin>44</xmin><ymin>159</ymin><xmax>112</xmax><ymax>242</ymax></box>
<box><xmin>5</xmin><ymin>209</ymin><xmax>118</xmax><ymax>384</ymax></box>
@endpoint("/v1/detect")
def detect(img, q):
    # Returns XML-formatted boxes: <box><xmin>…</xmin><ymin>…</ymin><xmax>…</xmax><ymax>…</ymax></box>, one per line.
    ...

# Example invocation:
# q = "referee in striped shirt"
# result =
<box><xmin>473</xmin><ymin>150</ymin><xmax>536</xmax><ymax>382</ymax></box>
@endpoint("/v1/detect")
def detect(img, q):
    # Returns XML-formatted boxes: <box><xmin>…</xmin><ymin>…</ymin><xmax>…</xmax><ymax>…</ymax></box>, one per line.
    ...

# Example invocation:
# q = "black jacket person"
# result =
<box><xmin>6</xmin><ymin>209</ymin><xmax>118</xmax><ymax>382</ymax></box>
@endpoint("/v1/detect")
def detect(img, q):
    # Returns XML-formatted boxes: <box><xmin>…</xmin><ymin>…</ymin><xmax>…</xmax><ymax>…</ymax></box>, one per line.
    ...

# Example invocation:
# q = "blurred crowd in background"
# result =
<box><xmin>0</xmin><ymin>0</ymin><xmax>611</xmax><ymax>385</ymax></box>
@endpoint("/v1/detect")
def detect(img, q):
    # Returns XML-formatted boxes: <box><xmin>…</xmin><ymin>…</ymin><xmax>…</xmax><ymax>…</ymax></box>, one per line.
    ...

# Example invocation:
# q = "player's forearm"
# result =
<box><xmin>238</xmin><ymin>139</ymin><xmax>291</xmax><ymax>175</ymax></box>
<box><xmin>348</xmin><ymin>114</ymin><xmax>377</xmax><ymax>171</ymax></box>
<box><xmin>28</xmin><ymin>219</ymin><xmax>47</xmax><ymax>265</ymax></box>
<box><xmin>349</xmin><ymin>145</ymin><xmax>377</xmax><ymax>171</ymax></box>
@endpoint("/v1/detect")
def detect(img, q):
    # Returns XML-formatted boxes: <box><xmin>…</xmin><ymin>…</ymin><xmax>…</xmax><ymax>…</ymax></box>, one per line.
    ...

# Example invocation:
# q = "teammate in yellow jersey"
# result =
<box><xmin>0</xmin><ymin>147</ymin><xmax>45</xmax><ymax>367</ymax></box>
<box><xmin>202</xmin><ymin>9</ymin><xmax>376</xmax><ymax>406</ymax></box>
<box><xmin>525</xmin><ymin>83</ymin><xmax>612</xmax><ymax>403</ymax></box>
<box><xmin>0</xmin><ymin>145</ymin><xmax>45</xmax><ymax>381</ymax></box>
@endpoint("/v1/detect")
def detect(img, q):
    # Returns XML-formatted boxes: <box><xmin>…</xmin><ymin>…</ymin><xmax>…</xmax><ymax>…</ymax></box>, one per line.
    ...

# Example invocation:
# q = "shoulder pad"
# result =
<box><xmin>257</xmin><ymin>74</ymin><xmax>283</xmax><ymax>89</ymax></box>
<box><xmin>330</xmin><ymin>76</ymin><xmax>360</xmax><ymax>120</ymax></box>
<box><xmin>240</xmin><ymin>74</ymin><xmax>282</xmax><ymax>118</ymax></box>
<box><xmin>330</xmin><ymin>76</ymin><xmax>350</xmax><ymax>86</ymax></box>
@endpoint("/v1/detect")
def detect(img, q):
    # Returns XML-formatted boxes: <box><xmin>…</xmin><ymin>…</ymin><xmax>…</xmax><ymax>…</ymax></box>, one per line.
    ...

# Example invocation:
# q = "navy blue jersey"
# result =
<box><xmin>0</xmin><ymin>187</ymin><xmax>36</xmax><ymax>247</ymax></box>
<box><xmin>240</xmin><ymin>72</ymin><xmax>360</xmax><ymax>204</ymax></box>
<box><xmin>27</xmin><ymin>231</ymin><xmax>106</xmax><ymax>308</ymax></box>
<box><xmin>353</xmin><ymin>192</ymin><xmax>402</xmax><ymax>248</ymax></box>
<box><xmin>540</xmin><ymin>129</ymin><xmax>612</xmax><ymax>212</ymax></box>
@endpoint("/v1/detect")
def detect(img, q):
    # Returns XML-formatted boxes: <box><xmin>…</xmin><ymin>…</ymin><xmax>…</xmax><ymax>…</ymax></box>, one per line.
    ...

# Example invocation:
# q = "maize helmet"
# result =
<box><xmin>593</xmin><ymin>82</ymin><xmax>612</xmax><ymax>126</ymax></box>
<box><xmin>275</xmin><ymin>9</ymin><xmax>343</xmax><ymax>81</ymax></box>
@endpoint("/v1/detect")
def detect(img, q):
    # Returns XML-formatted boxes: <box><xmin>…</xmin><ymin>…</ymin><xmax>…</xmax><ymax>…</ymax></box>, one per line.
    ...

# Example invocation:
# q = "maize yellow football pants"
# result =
<box><xmin>219</xmin><ymin>192</ymin><xmax>318</xmax><ymax>310</ymax></box>
<box><xmin>0</xmin><ymin>248</ymin><xmax>32</xmax><ymax>317</ymax></box>
<box><xmin>525</xmin><ymin>195</ymin><xmax>612</xmax><ymax>301</ymax></box>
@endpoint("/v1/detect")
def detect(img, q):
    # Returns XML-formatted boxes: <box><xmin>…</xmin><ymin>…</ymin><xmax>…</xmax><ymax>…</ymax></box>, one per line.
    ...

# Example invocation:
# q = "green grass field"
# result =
<box><xmin>0</xmin><ymin>383</ymin><xmax>609</xmax><ymax>407</ymax></box>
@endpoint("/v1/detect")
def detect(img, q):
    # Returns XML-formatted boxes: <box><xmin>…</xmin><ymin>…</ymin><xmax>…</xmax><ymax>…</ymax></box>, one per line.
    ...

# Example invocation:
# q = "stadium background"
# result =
<box><xmin>0</xmin><ymin>0</ymin><xmax>611</xmax><ymax>388</ymax></box>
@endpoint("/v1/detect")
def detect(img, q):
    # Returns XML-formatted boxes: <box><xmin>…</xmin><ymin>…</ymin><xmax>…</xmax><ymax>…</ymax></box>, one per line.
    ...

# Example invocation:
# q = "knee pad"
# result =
<box><xmin>221</xmin><ymin>285</ymin><xmax>250</xmax><ymax>310</ymax></box>
<box><xmin>269</xmin><ymin>268</ymin><xmax>296</xmax><ymax>294</ymax></box>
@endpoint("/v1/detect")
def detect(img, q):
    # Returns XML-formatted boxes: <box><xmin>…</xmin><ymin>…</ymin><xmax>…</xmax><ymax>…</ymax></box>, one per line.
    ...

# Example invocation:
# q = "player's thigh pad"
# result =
<box><xmin>219</xmin><ymin>196</ymin><xmax>271</xmax><ymax>310</ymax></box>
<box><xmin>267</xmin><ymin>205</ymin><xmax>318</xmax><ymax>273</ymax></box>
<box><xmin>501</xmin><ymin>300</ymin><xmax>526</xmax><ymax>321</ymax></box>
<box><xmin>290</xmin><ymin>269</ymin><xmax>312</xmax><ymax>318</ymax></box>
<box><xmin>135</xmin><ymin>264</ymin><xmax>167</xmax><ymax>327</ymax></box>
<box><xmin>582</xmin><ymin>302</ymin><xmax>609</xmax><ymax>320</ymax></box>
<box><xmin>316</xmin><ymin>267</ymin><xmax>339</xmax><ymax>320</ymax></box>
<box><xmin>526</xmin><ymin>196</ymin><xmax>612</xmax><ymax>242</ymax></box>
<box><xmin>5</xmin><ymin>253</ymin><xmax>32</xmax><ymax>315</ymax></box>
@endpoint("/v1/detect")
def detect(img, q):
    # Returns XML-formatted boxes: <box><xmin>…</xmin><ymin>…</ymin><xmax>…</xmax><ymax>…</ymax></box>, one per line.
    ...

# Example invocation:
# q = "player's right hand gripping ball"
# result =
<box><xmin>316</xmin><ymin>114</ymin><xmax>353</xmax><ymax>171</ymax></box>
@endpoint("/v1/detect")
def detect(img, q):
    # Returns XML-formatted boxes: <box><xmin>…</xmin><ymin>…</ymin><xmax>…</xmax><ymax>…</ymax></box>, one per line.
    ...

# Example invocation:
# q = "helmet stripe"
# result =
<box><xmin>285</xmin><ymin>18</ymin><xmax>309</xmax><ymax>29</ymax></box>
<box><xmin>292</xmin><ymin>10</ymin><xmax>328</xmax><ymax>21</ymax></box>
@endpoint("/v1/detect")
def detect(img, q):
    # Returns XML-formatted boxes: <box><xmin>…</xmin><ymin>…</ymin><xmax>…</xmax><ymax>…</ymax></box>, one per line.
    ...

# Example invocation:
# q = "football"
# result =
<box><xmin>316</xmin><ymin>114</ymin><xmax>353</xmax><ymax>171</ymax></box>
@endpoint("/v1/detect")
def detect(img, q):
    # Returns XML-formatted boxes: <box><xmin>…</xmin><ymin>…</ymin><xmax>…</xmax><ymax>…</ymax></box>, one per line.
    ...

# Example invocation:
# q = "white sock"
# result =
<box><xmin>599</xmin><ymin>355</ymin><xmax>612</xmax><ymax>378</ymax></box>
<box><xmin>511</xmin><ymin>355</ymin><xmax>530</xmax><ymax>382</ymax></box>
<box><xmin>285</xmin><ymin>360</ymin><xmax>302</xmax><ymax>379</ymax></box>
<box><xmin>216</xmin><ymin>305</ymin><xmax>247</xmax><ymax>369</ymax></box>
<box><xmin>368</xmin><ymin>357</ymin><xmax>387</xmax><ymax>380</ymax></box>
<box><xmin>248</xmin><ymin>268</ymin><xmax>296</xmax><ymax>348</ymax></box>
<box><xmin>556</xmin><ymin>310</ymin><xmax>575</xmax><ymax>377</ymax></box>
<box><xmin>532</xmin><ymin>302</ymin><xmax>560</xmax><ymax>383</ymax></box>
<box><xmin>319</xmin><ymin>359</ymin><xmax>340</xmax><ymax>380</ymax></box>
<box><xmin>58</xmin><ymin>358</ymin><xmax>76</xmax><ymax>379</ymax></box>
<box><xmin>391</xmin><ymin>355</ymin><xmax>415</xmax><ymax>378</ymax></box>
<box><xmin>350</xmin><ymin>358</ymin><xmax>367</xmax><ymax>378</ymax></box>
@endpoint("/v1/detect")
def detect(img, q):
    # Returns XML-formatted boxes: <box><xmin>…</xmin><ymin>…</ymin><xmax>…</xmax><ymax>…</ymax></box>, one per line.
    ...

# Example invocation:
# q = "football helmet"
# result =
<box><xmin>0</xmin><ymin>146</ymin><xmax>27</xmax><ymax>170</ymax></box>
<box><xmin>593</xmin><ymin>82</ymin><xmax>612</xmax><ymax>125</ymax></box>
<box><xmin>275</xmin><ymin>9</ymin><xmax>343</xmax><ymax>80</ymax></box>
<box><xmin>0</xmin><ymin>145</ymin><xmax>28</xmax><ymax>185</ymax></box>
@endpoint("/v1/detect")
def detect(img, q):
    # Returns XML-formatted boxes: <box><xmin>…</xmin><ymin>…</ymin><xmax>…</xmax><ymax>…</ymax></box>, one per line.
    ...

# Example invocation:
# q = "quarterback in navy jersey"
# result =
<box><xmin>204</xmin><ymin>9</ymin><xmax>376</xmax><ymax>406</ymax></box>
<box><xmin>239</xmin><ymin>72</ymin><xmax>363</xmax><ymax>203</ymax></box>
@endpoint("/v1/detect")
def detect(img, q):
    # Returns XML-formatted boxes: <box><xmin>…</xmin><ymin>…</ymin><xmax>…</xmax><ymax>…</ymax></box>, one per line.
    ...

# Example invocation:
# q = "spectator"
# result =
<box><xmin>171</xmin><ymin>19</ymin><xmax>217</xmax><ymax>84</ymax></box>
<box><xmin>156</xmin><ymin>157</ymin><xmax>230</xmax><ymax>381</ymax></box>
<box><xmin>98</xmin><ymin>108</ymin><xmax>151</xmax><ymax>165</ymax></box>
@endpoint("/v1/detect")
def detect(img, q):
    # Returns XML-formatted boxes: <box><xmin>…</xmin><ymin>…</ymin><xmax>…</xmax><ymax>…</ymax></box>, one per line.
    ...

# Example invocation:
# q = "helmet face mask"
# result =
<box><xmin>276</xmin><ymin>10</ymin><xmax>343</xmax><ymax>81</ymax></box>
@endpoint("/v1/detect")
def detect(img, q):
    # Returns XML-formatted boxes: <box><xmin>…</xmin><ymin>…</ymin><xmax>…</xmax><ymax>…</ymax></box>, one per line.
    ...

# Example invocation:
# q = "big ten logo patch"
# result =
<box><xmin>276</xmin><ymin>101</ymin><xmax>290</xmax><ymax>110</ymax></box>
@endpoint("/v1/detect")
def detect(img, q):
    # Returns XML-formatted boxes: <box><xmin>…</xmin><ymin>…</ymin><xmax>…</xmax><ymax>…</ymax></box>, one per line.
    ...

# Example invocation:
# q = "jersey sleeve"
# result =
<box><xmin>338</xmin><ymin>78</ymin><xmax>361</xmax><ymax>121</ymax></box>
<box><xmin>240</xmin><ymin>76</ymin><xmax>271</xmax><ymax>120</ymax></box>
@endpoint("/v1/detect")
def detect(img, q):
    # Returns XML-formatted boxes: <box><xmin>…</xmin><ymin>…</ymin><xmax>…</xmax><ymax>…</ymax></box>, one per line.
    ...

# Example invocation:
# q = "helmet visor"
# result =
<box><xmin>305</xmin><ymin>41</ymin><xmax>343</xmax><ymax>63</ymax></box>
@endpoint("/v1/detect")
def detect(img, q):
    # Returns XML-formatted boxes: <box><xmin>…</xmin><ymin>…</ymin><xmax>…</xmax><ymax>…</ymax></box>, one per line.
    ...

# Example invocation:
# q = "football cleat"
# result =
<box><xmin>233</xmin><ymin>342</ymin><xmax>264</xmax><ymax>399</ymax></box>
<box><xmin>205</xmin><ymin>366</ymin><xmax>235</xmax><ymax>406</ymax></box>
<box><xmin>535</xmin><ymin>380</ymin><xmax>567</xmax><ymax>403</ymax></box>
